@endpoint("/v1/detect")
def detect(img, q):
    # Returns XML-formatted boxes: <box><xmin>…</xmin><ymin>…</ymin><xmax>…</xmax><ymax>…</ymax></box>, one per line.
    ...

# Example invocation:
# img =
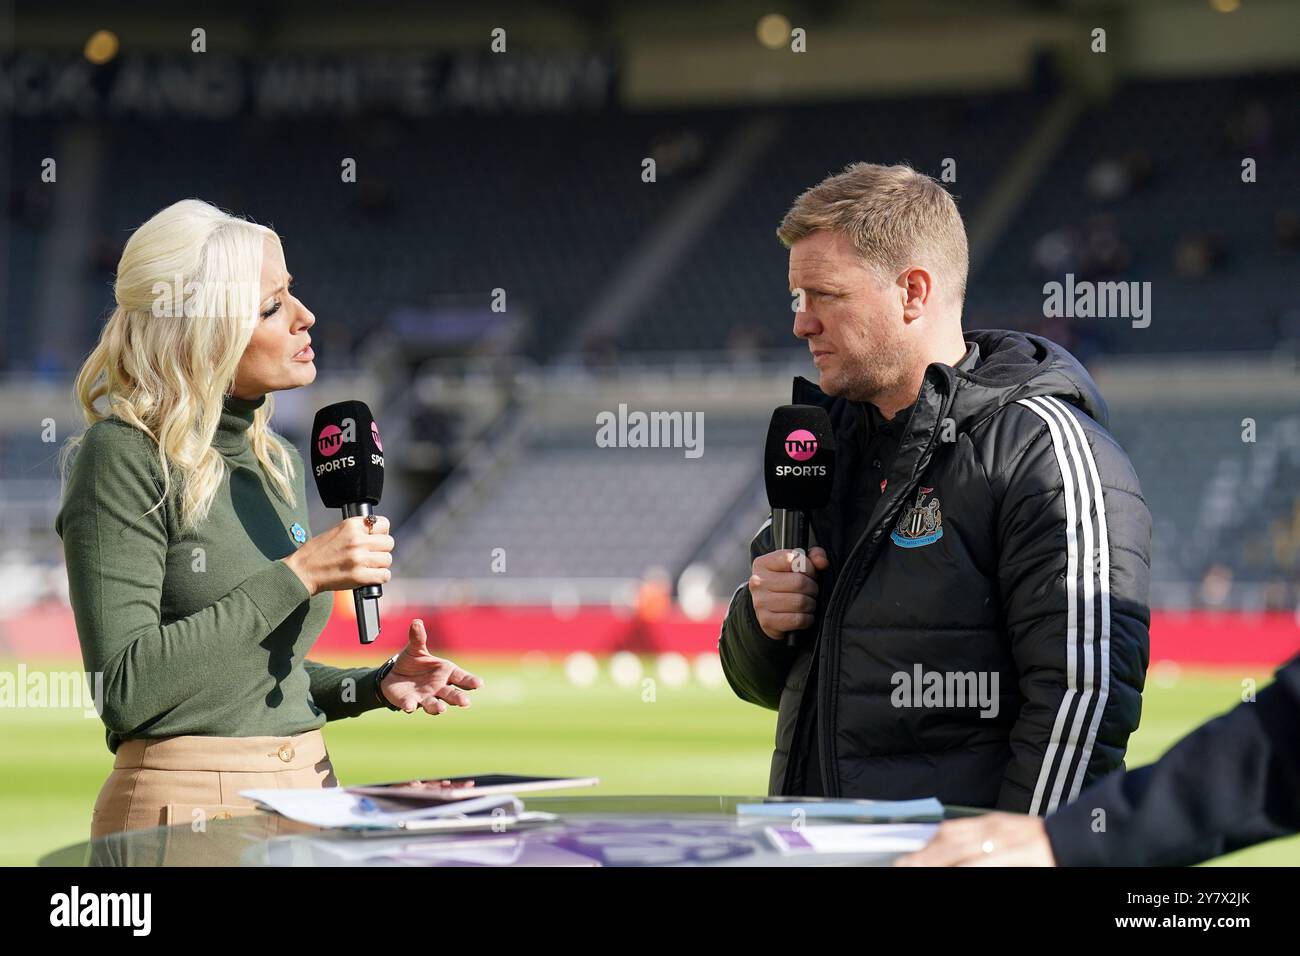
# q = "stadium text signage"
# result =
<box><xmin>0</xmin><ymin>52</ymin><xmax>618</xmax><ymax>118</ymax></box>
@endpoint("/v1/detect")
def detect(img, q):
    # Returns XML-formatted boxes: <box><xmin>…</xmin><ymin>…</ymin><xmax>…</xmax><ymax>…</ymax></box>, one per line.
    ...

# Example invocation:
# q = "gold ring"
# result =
<box><xmin>364</xmin><ymin>515</ymin><xmax>377</xmax><ymax>533</ymax></box>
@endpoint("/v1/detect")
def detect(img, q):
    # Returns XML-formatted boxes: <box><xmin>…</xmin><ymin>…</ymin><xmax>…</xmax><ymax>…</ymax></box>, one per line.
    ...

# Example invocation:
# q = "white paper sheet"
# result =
<box><xmin>764</xmin><ymin>823</ymin><xmax>940</xmax><ymax>855</ymax></box>
<box><xmin>239</xmin><ymin>787</ymin><xmax>524</xmax><ymax>829</ymax></box>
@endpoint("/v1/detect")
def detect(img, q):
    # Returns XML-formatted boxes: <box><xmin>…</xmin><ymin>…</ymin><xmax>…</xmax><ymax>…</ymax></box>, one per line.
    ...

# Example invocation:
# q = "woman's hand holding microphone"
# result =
<box><xmin>281</xmin><ymin>515</ymin><xmax>482</xmax><ymax>715</ymax></box>
<box><xmin>282</xmin><ymin>514</ymin><xmax>394</xmax><ymax>596</ymax></box>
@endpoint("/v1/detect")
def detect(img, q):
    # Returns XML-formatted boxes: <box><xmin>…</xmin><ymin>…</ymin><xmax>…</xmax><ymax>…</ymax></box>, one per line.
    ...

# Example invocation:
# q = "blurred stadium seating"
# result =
<box><xmin>968</xmin><ymin>69</ymin><xmax>1300</xmax><ymax>356</ymax></box>
<box><xmin>2</xmin><ymin>1</ymin><xmax>1298</xmax><ymax>633</ymax></box>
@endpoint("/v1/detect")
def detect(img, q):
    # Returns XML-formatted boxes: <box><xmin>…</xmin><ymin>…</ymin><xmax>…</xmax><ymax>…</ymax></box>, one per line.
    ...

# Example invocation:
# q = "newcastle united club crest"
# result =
<box><xmin>891</xmin><ymin>486</ymin><xmax>943</xmax><ymax>548</ymax></box>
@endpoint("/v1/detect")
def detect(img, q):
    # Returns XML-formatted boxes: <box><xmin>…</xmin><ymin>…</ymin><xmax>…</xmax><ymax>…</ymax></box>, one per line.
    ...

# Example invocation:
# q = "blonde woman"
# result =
<box><xmin>55</xmin><ymin>199</ymin><xmax>483</xmax><ymax>839</ymax></box>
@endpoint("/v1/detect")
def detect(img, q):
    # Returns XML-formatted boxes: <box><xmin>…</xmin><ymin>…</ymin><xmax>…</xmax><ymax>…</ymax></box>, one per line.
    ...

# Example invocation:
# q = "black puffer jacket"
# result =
<box><xmin>718</xmin><ymin>329</ymin><xmax>1151</xmax><ymax>813</ymax></box>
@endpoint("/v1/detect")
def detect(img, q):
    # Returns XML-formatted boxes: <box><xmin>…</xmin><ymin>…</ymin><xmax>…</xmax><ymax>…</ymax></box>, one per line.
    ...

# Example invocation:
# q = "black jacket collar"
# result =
<box><xmin>790</xmin><ymin>329</ymin><xmax>1107</xmax><ymax>569</ymax></box>
<box><xmin>792</xmin><ymin>329</ymin><xmax>1107</xmax><ymax>438</ymax></box>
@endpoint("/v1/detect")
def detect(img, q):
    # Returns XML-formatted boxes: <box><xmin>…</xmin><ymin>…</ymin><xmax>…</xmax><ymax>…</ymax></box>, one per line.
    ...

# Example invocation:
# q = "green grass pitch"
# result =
<box><xmin>1</xmin><ymin>655</ymin><xmax>1295</xmax><ymax>866</ymax></box>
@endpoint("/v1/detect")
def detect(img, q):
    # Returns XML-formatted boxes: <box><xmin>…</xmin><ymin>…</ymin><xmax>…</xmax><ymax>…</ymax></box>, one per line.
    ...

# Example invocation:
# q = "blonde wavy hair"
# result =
<box><xmin>59</xmin><ymin>198</ymin><xmax>297</xmax><ymax>534</ymax></box>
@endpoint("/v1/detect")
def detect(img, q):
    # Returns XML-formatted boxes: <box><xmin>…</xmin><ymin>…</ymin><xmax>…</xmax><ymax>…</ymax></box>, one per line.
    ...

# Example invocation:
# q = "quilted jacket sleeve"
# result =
<box><xmin>718</xmin><ymin>517</ymin><xmax>802</xmax><ymax>712</ymax></box>
<box><xmin>991</xmin><ymin>397</ymin><xmax>1151</xmax><ymax>815</ymax></box>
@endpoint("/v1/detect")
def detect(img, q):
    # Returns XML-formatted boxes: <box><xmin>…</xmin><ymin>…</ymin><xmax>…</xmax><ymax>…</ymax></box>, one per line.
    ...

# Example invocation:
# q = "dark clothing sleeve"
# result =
<box><xmin>718</xmin><ymin>517</ymin><xmax>801</xmax><ymax>712</ymax></box>
<box><xmin>993</xmin><ymin>403</ymin><xmax>1151</xmax><ymax>815</ymax></box>
<box><xmin>1046</xmin><ymin>656</ymin><xmax>1300</xmax><ymax>866</ymax></box>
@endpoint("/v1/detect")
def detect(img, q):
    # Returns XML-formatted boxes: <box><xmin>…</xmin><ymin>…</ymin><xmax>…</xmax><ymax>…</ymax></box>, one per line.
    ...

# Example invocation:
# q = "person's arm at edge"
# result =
<box><xmin>1046</xmin><ymin>656</ymin><xmax>1300</xmax><ymax>866</ymax></box>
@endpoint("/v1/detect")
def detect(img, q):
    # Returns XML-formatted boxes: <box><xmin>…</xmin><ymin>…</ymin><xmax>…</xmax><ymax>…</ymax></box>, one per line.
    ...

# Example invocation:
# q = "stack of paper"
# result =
<box><xmin>239</xmin><ymin>787</ymin><xmax>557</xmax><ymax>832</ymax></box>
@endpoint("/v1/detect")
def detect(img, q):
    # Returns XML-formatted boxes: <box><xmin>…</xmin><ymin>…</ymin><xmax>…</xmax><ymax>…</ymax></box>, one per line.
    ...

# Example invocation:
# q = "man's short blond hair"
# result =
<box><xmin>777</xmin><ymin>162</ymin><xmax>969</xmax><ymax>304</ymax></box>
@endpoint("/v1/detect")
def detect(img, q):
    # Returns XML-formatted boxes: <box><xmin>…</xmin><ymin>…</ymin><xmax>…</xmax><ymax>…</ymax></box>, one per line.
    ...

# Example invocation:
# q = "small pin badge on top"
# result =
<box><xmin>289</xmin><ymin>522</ymin><xmax>307</xmax><ymax>544</ymax></box>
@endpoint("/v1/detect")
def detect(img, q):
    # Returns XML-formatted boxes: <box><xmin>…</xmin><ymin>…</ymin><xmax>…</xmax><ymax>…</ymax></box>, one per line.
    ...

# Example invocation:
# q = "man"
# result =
<box><xmin>718</xmin><ymin>162</ymin><xmax>1151</xmax><ymax>812</ymax></box>
<box><xmin>897</xmin><ymin>654</ymin><xmax>1300</xmax><ymax>866</ymax></box>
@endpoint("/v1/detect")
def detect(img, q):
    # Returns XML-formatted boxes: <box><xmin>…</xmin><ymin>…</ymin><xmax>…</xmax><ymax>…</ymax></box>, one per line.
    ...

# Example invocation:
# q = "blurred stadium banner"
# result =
<box><xmin>5</xmin><ymin>602</ymin><xmax>1295</xmax><ymax>667</ymax></box>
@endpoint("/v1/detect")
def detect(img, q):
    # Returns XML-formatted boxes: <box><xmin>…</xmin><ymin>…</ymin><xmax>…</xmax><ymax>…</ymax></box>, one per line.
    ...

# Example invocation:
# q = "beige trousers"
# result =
<box><xmin>90</xmin><ymin>729</ymin><xmax>338</xmax><ymax>840</ymax></box>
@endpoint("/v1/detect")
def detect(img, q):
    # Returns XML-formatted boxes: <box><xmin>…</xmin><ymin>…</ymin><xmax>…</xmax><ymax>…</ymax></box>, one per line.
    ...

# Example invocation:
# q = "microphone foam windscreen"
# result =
<box><xmin>764</xmin><ymin>404</ymin><xmax>835</xmax><ymax>511</ymax></box>
<box><xmin>309</xmin><ymin>400</ymin><xmax>385</xmax><ymax>507</ymax></box>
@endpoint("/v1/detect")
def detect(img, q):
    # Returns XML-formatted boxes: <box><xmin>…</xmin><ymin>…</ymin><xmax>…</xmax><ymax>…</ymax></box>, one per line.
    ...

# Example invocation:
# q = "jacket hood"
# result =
<box><xmin>794</xmin><ymin>328</ymin><xmax>1109</xmax><ymax>432</ymax></box>
<box><xmin>956</xmin><ymin>329</ymin><xmax>1109</xmax><ymax>429</ymax></box>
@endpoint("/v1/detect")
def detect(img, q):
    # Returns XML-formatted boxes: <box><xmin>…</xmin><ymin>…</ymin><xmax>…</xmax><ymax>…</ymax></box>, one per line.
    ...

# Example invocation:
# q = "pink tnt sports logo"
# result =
<box><xmin>785</xmin><ymin>429</ymin><xmax>817</xmax><ymax>461</ymax></box>
<box><xmin>371</xmin><ymin>421</ymin><xmax>382</xmax><ymax>451</ymax></box>
<box><xmin>317</xmin><ymin>424</ymin><xmax>344</xmax><ymax>457</ymax></box>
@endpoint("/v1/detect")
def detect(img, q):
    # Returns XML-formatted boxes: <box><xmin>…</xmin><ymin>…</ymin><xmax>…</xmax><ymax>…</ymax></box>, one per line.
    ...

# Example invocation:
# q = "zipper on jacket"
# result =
<box><xmin>811</xmin><ymin>375</ymin><xmax>956</xmax><ymax>798</ymax></box>
<box><xmin>779</xmin><ymin>536</ymin><xmax>839</xmax><ymax>796</ymax></box>
<box><xmin>810</xmin><ymin>500</ymin><xmax>882</xmax><ymax>797</ymax></box>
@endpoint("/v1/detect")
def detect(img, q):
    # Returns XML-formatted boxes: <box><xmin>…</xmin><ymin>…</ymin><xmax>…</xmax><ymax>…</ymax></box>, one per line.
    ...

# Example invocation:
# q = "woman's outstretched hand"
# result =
<box><xmin>379</xmin><ymin>619</ymin><xmax>484</xmax><ymax>715</ymax></box>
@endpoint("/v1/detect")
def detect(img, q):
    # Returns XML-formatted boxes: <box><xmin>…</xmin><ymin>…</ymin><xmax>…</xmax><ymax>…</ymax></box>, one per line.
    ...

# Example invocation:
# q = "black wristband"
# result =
<box><xmin>372</xmin><ymin>653</ymin><xmax>402</xmax><ymax>711</ymax></box>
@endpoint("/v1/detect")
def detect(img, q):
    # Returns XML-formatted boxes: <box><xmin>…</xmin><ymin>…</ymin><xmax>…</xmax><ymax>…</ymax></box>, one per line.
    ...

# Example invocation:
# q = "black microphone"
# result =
<box><xmin>309</xmin><ymin>400</ymin><xmax>387</xmax><ymax>644</ymax></box>
<box><xmin>764</xmin><ymin>405</ymin><xmax>836</xmax><ymax>647</ymax></box>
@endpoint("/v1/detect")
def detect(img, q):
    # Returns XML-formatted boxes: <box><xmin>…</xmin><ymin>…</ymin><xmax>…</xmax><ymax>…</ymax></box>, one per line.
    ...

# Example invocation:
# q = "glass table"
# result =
<box><xmin>40</xmin><ymin>795</ymin><xmax>985</xmax><ymax>867</ymax></box>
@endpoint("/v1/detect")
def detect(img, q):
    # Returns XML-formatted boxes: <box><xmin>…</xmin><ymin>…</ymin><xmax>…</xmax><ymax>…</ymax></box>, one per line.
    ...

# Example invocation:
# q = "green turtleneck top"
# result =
<box><xmin>55</xmin><ymin>393</ymin><xmax>386</xmax><ymax>754</ymax></box>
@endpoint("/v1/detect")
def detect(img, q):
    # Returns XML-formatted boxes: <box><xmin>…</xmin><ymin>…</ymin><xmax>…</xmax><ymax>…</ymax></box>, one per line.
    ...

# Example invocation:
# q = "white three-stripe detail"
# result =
<box><xmin>1048</xmin><ymin>396</ymin><xmax>1112</xmax><ymax>804</ymax></box>
<box><xmin>1016</xmin><ymin>396</ymin><xmax>1111</xmax><ymax>814</ymax></box>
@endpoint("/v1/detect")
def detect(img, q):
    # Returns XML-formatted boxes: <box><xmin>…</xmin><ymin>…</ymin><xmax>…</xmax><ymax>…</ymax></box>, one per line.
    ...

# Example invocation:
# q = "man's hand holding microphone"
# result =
<box><xmin>762</xmin><ymin>405</ymin><xmax>835</xmax><ymax>645</ymax></box>
<box><xmin>749</xmin><ymin>546</ymin><xmax>831</xmax><ymax>641</ymax></box>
